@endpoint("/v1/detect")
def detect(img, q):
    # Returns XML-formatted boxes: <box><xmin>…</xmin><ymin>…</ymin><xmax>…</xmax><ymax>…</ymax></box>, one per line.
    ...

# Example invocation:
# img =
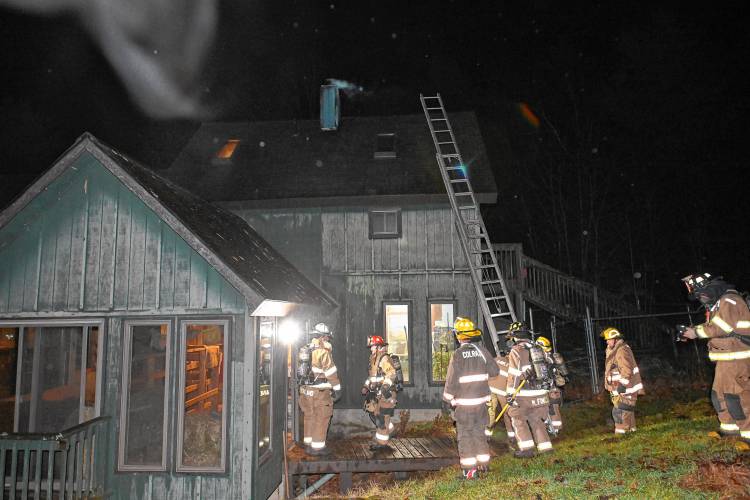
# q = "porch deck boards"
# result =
<box><xmin>288</xmin><ymin>436</ymin><xmax>504</xmax><ymax>475</ymax></box>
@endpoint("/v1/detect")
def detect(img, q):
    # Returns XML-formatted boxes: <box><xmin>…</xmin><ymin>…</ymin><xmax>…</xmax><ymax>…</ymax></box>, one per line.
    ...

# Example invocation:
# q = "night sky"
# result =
<box><xmin>1</xmin><ymin>1</ymin><xmax>748</xmax><ymax>307</ymax></box>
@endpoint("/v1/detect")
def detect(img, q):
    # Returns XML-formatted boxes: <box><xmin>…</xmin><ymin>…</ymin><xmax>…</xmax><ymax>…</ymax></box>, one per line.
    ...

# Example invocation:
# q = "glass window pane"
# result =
<box><xmin>0</xmin><ymin>327</ymin><xmax>19</xmax><ymax>434</ymax></box>
<box><xmin>181</xmin><ymin>323</ymin><xmax>225</xmax><ymax>470</ymax></box>
<box><xmin>35</xmin><ymin>326</ymin><xmax>83</xmax><ymax>432</ymax></box>
<box><xmin>122</xmin><ymin>324</ymin><xmax>168</xmax><ymax>467</ymax></box>
<box><xmin>430</xmin><ymin>304</ymin><xmax>455</xmax><ymax>382</ymax></box>
<box><xmin>385</xmin><ymin>304</ymin><xmax>410</xmax><ymax>382</ymax></box>
<box><xmin>373</xmin><ymin>213</ymin><xmax>385</xmax><ymax>234</ymax></box>
<box><xmin>257</xmin><ymin>318</ymin><xmax>274</xmax><ymax>456</ymax></box>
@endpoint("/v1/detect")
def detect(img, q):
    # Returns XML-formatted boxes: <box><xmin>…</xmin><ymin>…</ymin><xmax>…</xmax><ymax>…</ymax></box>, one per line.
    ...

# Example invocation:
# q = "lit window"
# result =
<box><xmin>216</xmin><ymin>139</ymin><xmax>240</xmax><ymax>159</ymax></box>
<box><xmin>257</xmin><ymin>317</ymin><xmax>274</xmax><ymax>459</ymax></box>
<box><xmin>120</xmin><ymin>322</ymin><xmax>170</xmax><ymax>470</ymax></box>
<box><xmin>369</xmin><ymin>209</ymin><xmax>401</xmax><ymax>239</ymax></box>
<box><xmin>429</xmin><ymin>303</ymin><xmax>456</xmax><ymax>383</ymax></box>
<box><xmin>374</xmin><ymin>133</ymin><xmax>397</xmax><ymax>159</ymax></box>
<box><xmin>177</xmin><ymin>321</ymin><xmax>228</xmax><ymax>472</ymax></box>
<box><xmin>384</xmin><ymin>303</ymin><xmax>410</xmax><ymax>383</ymax></box>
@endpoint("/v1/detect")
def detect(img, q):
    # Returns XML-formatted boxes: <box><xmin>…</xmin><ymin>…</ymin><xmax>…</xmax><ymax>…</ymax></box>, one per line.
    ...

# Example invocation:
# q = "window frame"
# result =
<box><xmin>368</xmin><ymin>209</ymin><xmax>402</xmax><ymax>239</ymax></box>
<box><xmin>175</xmin><ymin>317</ymin><xmax>231</xmax><ymax>473</ymax></box>
<box><xmin>374</xmin><ymin>133</ymin><xmax>397</xmax><ymax>159</ymax></box>
<box><xmin>426</xmin><ymin>299</ymin><xmax>457</xmax><ymax>386</ymax></box>
<box><xmin>382</xmin><ymin>301</ymin><xmax>414</xmax><ymax>387</ymax></box>
<box><xmin>0</xmin><ymin>318</ymin><xmax>105</xmax><ymax>435</ymax></box>
<box><xmin>118</xmin><ymin>319</ymin><xmax>172</xmax><ymax>472</ymax></box>
<box><xmin>256</xmin><ymin>316</ymin><xmax>276</xmax><ymax>464</ymax></box>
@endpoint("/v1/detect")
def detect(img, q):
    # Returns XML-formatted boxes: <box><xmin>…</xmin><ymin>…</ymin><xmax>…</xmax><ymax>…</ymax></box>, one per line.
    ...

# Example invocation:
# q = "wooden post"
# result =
<box><xmin>339</xmin><ymin>472</ymin><xmax>353</xmax><ymax>494</ymax></box>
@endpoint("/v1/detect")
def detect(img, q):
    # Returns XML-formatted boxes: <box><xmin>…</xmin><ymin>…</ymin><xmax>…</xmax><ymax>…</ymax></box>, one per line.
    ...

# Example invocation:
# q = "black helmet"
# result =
<box><xmin>682</xmin><ymin>273</ymin><xmax>732</xmax><ymax>306</ymax></box>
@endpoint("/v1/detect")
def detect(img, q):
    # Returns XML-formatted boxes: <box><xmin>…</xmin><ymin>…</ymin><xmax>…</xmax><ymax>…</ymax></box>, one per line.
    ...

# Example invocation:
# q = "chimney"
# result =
<box><xmin>320</xmin><ymin>84</ymin><xmax>340</xmax><ymax>131</ymax></box>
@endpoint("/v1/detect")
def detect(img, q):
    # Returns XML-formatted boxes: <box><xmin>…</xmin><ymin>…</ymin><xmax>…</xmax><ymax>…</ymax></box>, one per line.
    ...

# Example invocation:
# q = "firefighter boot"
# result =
<box><xmin>513</xmin><ymin>449</ymin><xmax>535</xmax><ymax>459</ymax></box>
<box><xmin>477</xmin><ymin>464</ymin><xmax>489</xmax><ymax>478</ymax></box>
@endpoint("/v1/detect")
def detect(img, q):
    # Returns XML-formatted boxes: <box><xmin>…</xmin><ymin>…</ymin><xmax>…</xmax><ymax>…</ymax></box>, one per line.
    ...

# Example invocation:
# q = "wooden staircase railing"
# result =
<box><xmin>494</xmin><ymin>244</ymin><xmax>668</xmax><ymax>348</ymax></box>
<box><xmin>1</xmin><ymin>416</ymin><xmax>111</xmax><ymax>499</ymax></box>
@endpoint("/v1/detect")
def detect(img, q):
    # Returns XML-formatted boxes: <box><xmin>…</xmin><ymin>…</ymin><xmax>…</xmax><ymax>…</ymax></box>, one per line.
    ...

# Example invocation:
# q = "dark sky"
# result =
<box><xmin>1</xmin><ymin>1</ymin><xmax>748</xmax><ymax>304</ymax></box>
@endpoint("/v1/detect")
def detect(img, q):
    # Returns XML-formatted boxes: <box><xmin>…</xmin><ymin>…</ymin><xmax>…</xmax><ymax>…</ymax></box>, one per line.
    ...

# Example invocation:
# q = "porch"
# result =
<box><xmin>0</xmin><ymin>416</ymin><xmax>111</xmax><ymax>499</ymax></box>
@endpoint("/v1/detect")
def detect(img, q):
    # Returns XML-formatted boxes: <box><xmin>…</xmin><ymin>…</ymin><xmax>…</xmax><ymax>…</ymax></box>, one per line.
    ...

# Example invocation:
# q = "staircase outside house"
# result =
<box><xmin>495</xmin><ymin>243</ymin><xmax>670</xmax><ymax>350</ymax></box>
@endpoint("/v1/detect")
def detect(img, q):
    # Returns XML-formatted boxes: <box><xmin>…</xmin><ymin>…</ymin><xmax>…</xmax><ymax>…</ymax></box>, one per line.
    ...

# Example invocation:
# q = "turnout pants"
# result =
<box><xmin>509</xmin><ymin>397</ymin><xmax>552</xmax><ymax>452</ymax></box>
<box><xmin>456</xmin><ymin>404</ymin><xmax>491</xmax><ymax>469</ymax></box>
<box><xmin>374</xmin><ymin>393</ymin><xmax>398</xmax><ymax>445</ymax></box>
<box><xmin>487</xmin><ymin>394</ymin><xmax>514</xmax><ymax>439</ymax></box>
<box><xmin>548</xmin><ymin>388</ymin><xmax>563</xmax><ymax>432</ymax></box>
<box><xmin>611</xmin><ymin>394</ymin><xmax>637</xmax><ymax>433</ymax></box>
<box><xmin>299</xmin><ymin>387</ymin><xmax>333</xmax><ymax>450</ymax></box>
<box><xmin>711</xmin><ymin>360</ymin><xmax>750</xmax><ymax>440</ymax></box>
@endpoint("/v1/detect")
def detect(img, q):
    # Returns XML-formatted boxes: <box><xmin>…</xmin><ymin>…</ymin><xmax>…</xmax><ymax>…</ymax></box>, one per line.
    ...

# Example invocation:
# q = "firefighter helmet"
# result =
<box><xmin>367</xmin><ymin>335</ymin><xmax>386</xmax><ymax>347</ymax></box>
<box><xmin>454</xmin><ymin>317</ymin><xmax>482</xmax><ymax>341</ymax></box>
<box><xmin>536</xmin><ymin>336</ymin><xmax>552</xmax><ymax>352</ymax></box>
<box><xmin>310</xmin><ymin>322</ymin><xmax>332</xmax><ymax>338</ymax></box>
<box><xmin>508</xmin><ymin>321</ymin><xmax>531</xmax><ymax>339</ymax></box>
<box><xmin>681</xmin><ymin>273</ymin><xmax>716</xmax><ymax>294</ymax></box>
<box><xmin>600</xmin><ymin>327</ymin><xmax>622</xmax><ymax>340</ymax></box>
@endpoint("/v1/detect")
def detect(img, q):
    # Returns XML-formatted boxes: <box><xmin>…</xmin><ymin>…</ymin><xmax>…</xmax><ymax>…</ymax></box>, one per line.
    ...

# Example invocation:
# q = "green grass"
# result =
<box><xmin>352</xmin><ymin>389</ymin><xmax>750</xmax><ymax>499</ymax></box>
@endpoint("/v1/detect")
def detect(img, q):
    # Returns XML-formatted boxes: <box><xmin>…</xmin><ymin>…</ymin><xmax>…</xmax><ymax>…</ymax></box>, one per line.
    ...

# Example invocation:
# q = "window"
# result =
<box><xmin>4</xmin><ymin>322</ymin><xmax>103</xmax><ymax>435</ymax></box>
<box><xmin>384</xmin><ymin>303</ymin><xmax>410</xmax><ymax>383</ymax></box>
<box><xmin>374</xmin><ymin>133</ymin><xmax>397</xmax><ymax>158</ymax></box>
<box><xmin>216</xmin><ymin>139</ymin><xmax>240</xmax><ymax>159</ymax></box>
<box><xmin>177</xmin><ymin>320</ymin><xmax>228</xmax><ymax>472</ymax></box>
<box><xmin>257</xmin><ymin>317</ymin><xmax>275</xmax><ymax>459</ymax></box>
<box><xmin>429</xmin><ymin>302</ymin><xmax>456</xmax><ymax>383</ymax></box>
<box><xmin>119</xmin><ymin>322</ymin><xmax>170</xmax><ymax>470</ymax></box>
<box><xmin>369</xmin><ymin>209</ymin><xmax>402</xmax><ymax>239</ymax></box>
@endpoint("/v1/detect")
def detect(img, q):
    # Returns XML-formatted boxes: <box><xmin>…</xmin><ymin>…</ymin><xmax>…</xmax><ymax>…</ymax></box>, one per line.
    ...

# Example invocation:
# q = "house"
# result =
<box><xmin>0</xmin><ymin>134</ymin><xmax>335</xmax><ymax>499</ymax></box>
<box><xmin>162</xmin><ymin>93</ymin><xmax>506</xmax><ymax>426</ymax></box>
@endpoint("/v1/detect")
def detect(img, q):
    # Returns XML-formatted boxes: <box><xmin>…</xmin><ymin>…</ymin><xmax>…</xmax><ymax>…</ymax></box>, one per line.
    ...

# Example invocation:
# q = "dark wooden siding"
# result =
<box><xmin>0</xmin><ymin>158</ymin><xmax>245</xmax><ymax>314</ymax></box>
<box><xmin>233</xmin><ymin>206</ymin><xmax>480</xmax><ymax>409</ymax></box>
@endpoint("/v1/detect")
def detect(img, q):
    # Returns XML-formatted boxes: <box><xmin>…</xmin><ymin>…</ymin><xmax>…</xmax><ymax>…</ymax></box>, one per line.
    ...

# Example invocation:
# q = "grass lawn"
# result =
<box><xmin>348</xmin><ymin>386</ymin><xmax>750</xmax><ymax>499</ymax></box>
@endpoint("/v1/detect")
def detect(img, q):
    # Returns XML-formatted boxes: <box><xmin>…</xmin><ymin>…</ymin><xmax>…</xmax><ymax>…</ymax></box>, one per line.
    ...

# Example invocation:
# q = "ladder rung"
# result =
<box><xmin>463</xmin><ymin>219</ymin><xmax>480</xmax><ymax>224</ymax></box>
<box><xmin>458</xmin><ymin>205</ymin><xmax>476</xmax><ymax>210</ymax></box>
<box><xmin>481</xmin><ymin>279</ymin><xmax>502</xmax><ymax>285</ymax></box>
<box><xmin>437</xmin><ymin>141</ymin><xmax>455</xmax><ymax>145</ymax></box>
<box><xmin>478</xmin><ymin>264</ymin><xmax>495</xmax><ymax>269</ymax></box>
<box><xmin>426</xmin><ymin>107</ymin><xmax>443</xmax><ymax>110</ymax></box>
<box><xmin>468</xmin><ymin>234</ymin><xmax>486</xmax><ymax>239</ymax></box>
<box><xmin>485</xmin><ymin>296</ymin><xmax>506</xmax><ymax>301</ymax></box>
<box><xmin>441</xmin><ymin>153</ymin><xmax>461</xmax><ymax>158</ymax></box>
<box><xmin>434</xmin><ymin>130</ymin><xmax>451</xmax><ymax>133</ymax></box>
<box><xmin>446</xmin><ymin>166</ymin><xmax>464</xmax><ymax>171</ymax></box>
<box><xmin>450</xmin><ymin>179</ymin><xmax>468</xmax><ymax>184</ymax></box>
<box><xmin>491</xmin><ymin>312</ymin><xmax>512</xmax><ymax>318</ymax></box>
<box><xmin>454</xmin><ymin>192</ymin><xmax>472</xmax><ymax>196</ymax></box>
<box><xmin>471</xmin><ymin>249</ymin><xmax>493</xmax><ymax>255</ymax></box>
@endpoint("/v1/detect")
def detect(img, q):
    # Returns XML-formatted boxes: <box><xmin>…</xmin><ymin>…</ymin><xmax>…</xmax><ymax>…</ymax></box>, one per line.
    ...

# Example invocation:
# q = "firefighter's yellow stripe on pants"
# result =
<box><xmin>476</xmin><ymin>454</ymin><xmax>490</xmax><ymax>463</ymax></box>
<box><xmin>537</xmin><ymin>441</ymin><xmax>552</xmax><ymax>451</ymax></box>
<box><xmin>484</xmin><ymin>428</ymin><xmax>493</xmax><ymax>436</ymax></box>
<box><xmin>517</xmin><ymin>439</ymin><xmax>535</xmax><ymax>450</ymax></box>
<box><xmin>741</xmin><ymin>430</ymin><xmax>750</xmax><ymax>438</ymax></box>
<box><xmin>460</xmin><ymin>457</ymin><xmax>477</xmax><ymax>466</ymax></box>
<box><xmin>709</xmin><ymin>350</ymin><xmax>750</xmax><ymax>361</ymax></box>
<box><xmin>311</xmin><ymin>441</ymin><xmax>326</xmax><ymax>449</ymax></box>
<box><xmin>303</xmin><ymin>437</ymin><xmax>312</xmax><ymax>444</ymax></box>
<box><xmin>721</xmin><ymin>423</ymin><xmax>740</xmax><ymax>431</ymax></box>
<box><xmin>375</xmin><ymin>433</ymin><xmax>390</xmax><ymax>441</ymax></box>
<box><xmin>615</xmin><ymin>429</ymin><xmax>627</xmax><ymax>434</ymax></box>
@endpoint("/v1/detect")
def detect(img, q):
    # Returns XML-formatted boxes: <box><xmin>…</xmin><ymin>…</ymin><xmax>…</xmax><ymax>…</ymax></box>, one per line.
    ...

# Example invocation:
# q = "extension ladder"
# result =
<box><xmin>420</xmin><ymin>94</ymin><xmax>517</xmax><ymax>349</ymax></box>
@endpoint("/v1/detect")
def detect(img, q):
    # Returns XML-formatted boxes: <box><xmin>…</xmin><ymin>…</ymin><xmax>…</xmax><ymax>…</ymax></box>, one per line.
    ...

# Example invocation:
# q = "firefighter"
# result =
<box><xmin>486</xmin><ymin>340</ymin><xmax>516</xmax><ymax>448</ymax></box>
<box><xmin>506</xmin><ymin>321</ymin><xmax>553</xmax><ymax>458</ymax></box>
<box><xmin>602</xmin><ymin>327</ymin><xmax>644</xmax><ymax>434</ymax></box>
<box><xmin>537</xmin><ymin>336</ymin><xmax>564</xmax><ymax>433</ymax></box>
<box><xmin>361</xmin><ymin>335</ymin><xmax>399</xmax><ymax>450</ymax></box>
<box><xmin>442</xmin><ymin>317</ymin><xmax>499</xmax><ymax>479</ymax></box>
<box><xmin>680</xmin><ymin>273</ymin><xmax>750</xmax><ymax>444</ymax></box>
<box><xmin>298</xmin><ymin>323</ymin><xmax>341</xmax><ymax>455</ymax></box>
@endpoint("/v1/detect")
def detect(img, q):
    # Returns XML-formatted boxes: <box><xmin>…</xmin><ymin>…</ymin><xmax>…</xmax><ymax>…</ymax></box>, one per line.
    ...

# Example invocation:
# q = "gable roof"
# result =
<box><xmin>164</xmin><ymin>112</ymin><xmax>497</xmax><ymax>208</ymax></box>
<box><xmin>0</xmin><ymin>133</ymin><xmax>337</xmax><ymax>310</ymax></box>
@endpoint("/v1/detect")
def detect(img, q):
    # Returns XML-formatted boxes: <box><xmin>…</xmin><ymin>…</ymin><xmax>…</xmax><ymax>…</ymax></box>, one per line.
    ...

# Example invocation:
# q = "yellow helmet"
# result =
<box><xmin>600</xmin><ymin>327</ymin><xmax>622</xmax><ymax>340</ymax></box>
<box><xmin>536</xmin><ymin>336</ymin><xmax>552</xmax><ymax>352</ymax></box>
<box><xmin>454</xmin><ymin>317</ymin><xmax>481</xmax><ymax>341</ymax></box>
<box><xmin>509</xmin><ymin>321</ymin><xmax>526</xmax><ymax>333</ymax></box>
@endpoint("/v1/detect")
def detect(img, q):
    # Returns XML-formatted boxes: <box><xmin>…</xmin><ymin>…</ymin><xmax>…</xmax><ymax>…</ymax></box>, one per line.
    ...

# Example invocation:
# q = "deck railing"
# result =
<box><xmin>494</xmin><ymin>244</ymin><xmax>668</xmax><ymax>348</ymax></box>
<box><xmin>0</xmin><ymin>416</ymin><xmax>111</xmax><ymax>500</ymax></box>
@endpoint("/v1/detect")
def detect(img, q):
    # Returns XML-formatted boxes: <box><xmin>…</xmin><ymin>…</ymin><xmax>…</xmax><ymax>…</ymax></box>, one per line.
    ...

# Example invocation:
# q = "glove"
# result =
<box><xmin>333</xmin><ymin>389</ymin><xmax>342</xmax><ymax>402</ymax></box>
<box><xmin>361</xmin><ymin>386</ymin><xmax>370</xmax><ymax>396</ymax></box>
<box><xmin>441</xmin><ymin>400</ymin><xmax>452</xmax><ymax>413</ymax></box>
<box><xmin>382</xmin><ymin>387</ymin><xmax>392</xmax><ymax>399</ymax></box>
<box><xmin>616</xmin><ymin>384</ymin><xmax>626</xmax><ymax>394</ymax></box>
